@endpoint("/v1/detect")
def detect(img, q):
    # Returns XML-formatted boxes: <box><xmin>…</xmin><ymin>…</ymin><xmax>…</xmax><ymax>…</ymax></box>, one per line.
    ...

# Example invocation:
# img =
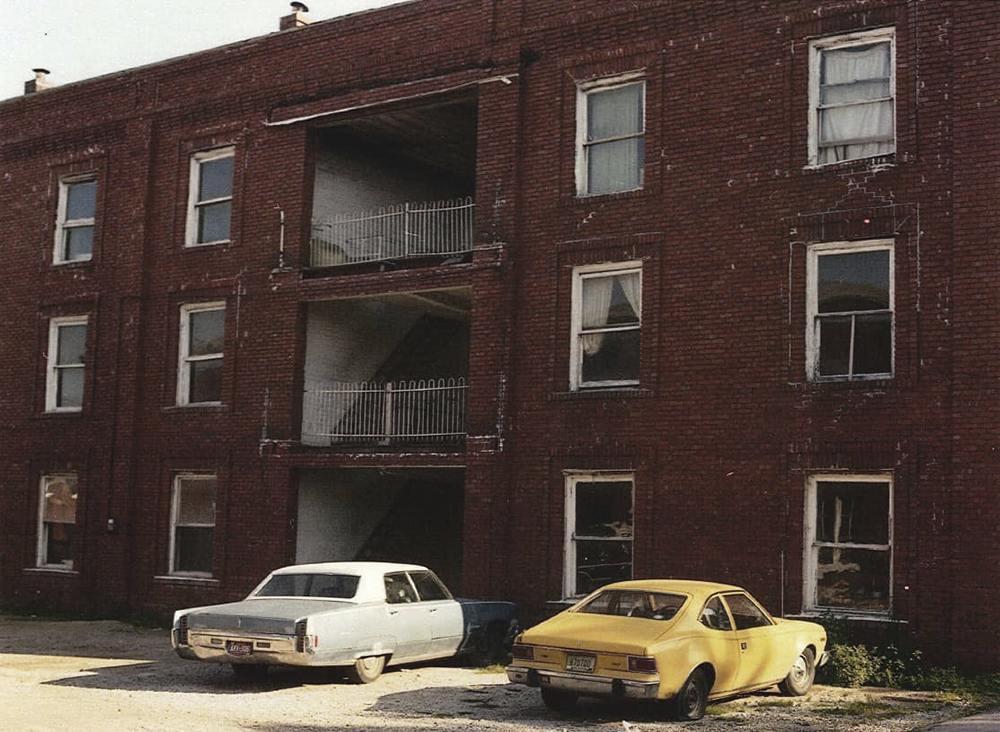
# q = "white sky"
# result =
<box><xmin>1</xmin><ymin>0</ymin><xmax>407</xmax><ymax>101</ymax></box>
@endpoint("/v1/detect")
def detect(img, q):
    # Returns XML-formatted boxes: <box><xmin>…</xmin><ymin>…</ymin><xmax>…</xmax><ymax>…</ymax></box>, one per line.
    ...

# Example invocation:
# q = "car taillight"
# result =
<box><xmin>295</xmin><ymin>620</ymin><xmax>310</xmax><ymax>652</ymax></box>
<box><xmin>177</xmin><ymin>615</ymin><xmax>189</xmax><ymax>646</ymax></box>
<box><xmin>627</xmin><ymin>656</ymin><xmax>657</xmax><ymax>674</ymax></box>
<box><xmin>511</xmin><ymin>644</ymin><xmax>535</xmax><ymax>661</ymax></box>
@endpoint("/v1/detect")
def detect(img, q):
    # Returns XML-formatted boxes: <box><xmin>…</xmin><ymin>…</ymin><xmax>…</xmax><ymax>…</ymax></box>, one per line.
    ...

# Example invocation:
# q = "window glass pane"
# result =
<box><xmin>575</xmin><ymin>480</ymin><xmax>633</xmax><ymax>536</ymax></box>
<box><xmin>410</xmin><ymin>571</ymin><xmax>450</xmax><ymax>601</ymax></box>
<box><xmin>43</xmin><ymin>477</ymin><xmax>77</xmax><ymax>523</ymax></box>
<box><xmin>174</xmin><ymin>526</ymin><xmax>214</xmax><ymax>573</ymax></box>
<box><xmin>818</xmin><ymin>315</ymin><xmax>852</xmax><ymax>376</ymax></box>
<box><xmin>384</xmin><ymin>572</ymin><xmax>418</xmax><ymax>603</ymax></box>
<box><xmin>199</xmin><ymin>155</ymin><xmax>234</xmax><ymax>202</ymax></box>
<box><xmin>816</xmin><ymin>546</ymin><xmax>890</xmax><ymax>612</ymax></box>
<box><xmin>724</xmin><ymin>593</ymin><xmax>773</xmax><ymax>629</ymax></box>
<box><xmin>820</xmin><ymin>42</ymin><xmax>891</xmax><ymax>97</ymax></box>
<box><xmin>581</xmin><ymin>328</ymin><xmax>640</xmax><ymax>383</ymax></box>
<box><xmin>65</xmin><ymin>180</ymin><xmax>96</xmax><ymax>220</ymax></box>
<box><xmin>575</xmin><ymin>539</ymin><xmax>632</xmax><ymax>595</ymax></box>
<box><xmin>57</xmin><ymin>324</ymin><xmax>87</xmax><ymax>365</ymax></box>
<box><xmin>189</xmin><ymin>309</ymin><xmax>225</xmax><ymax>356</ymax></box>
<box><xmin>582</xmin><ymin>274</ymin><xmax>640</xmax><ymax>328</ymax></box>
<box><xmin>587</xmin><ymin>138</ymin><xmax>643</xmax><ymax>194</ymax></box>
<box><xmin>57</xmin><ymin>368</ymin><xmax>84</xmax><ymax>409</ymax></box>
<box><xmin>197</xmin><ymin>200</ymin><xmax>231</xmax><ymax>243</ymax></box>
<box><xmin>700</xmin><ymin>597</ymin><xmax>733</xmax><ymax>630</ymax></box>
<box><xmin>64</xmin><ymin>226</ymin><xmax>94</xmax><ymax>260</ymax></box>
<box><xmin>818</xmin><ymin>250</ymin><xmax>890</xmax><ymax>313</ymax></box>
<box><xmin>177</xmin><ymin>477</ymin><xmax>216</xmax><ymax>524</ymax></box>
<box><xmin>816</xmin><ymin>481</ymin><xmax>889</xmax><ymax>544</ymax></box>
<box><xmin>853</xmin><ymin>313</ymin><xmax>892</xmax><ymax>374</ymax></box>
<box><xmin>189</xmin><ymin>359</ymin><xmax>222</xmax><ymax>403</ymax></box>
<box><xmin>587</xmin><ymin>84</ymin><xmax>643</xmax><ymax>140</ymax></box>
<box><xmin>45</xmin><ymin>523</ymin><xmax>73</xmax><ymax>565</ymax></box>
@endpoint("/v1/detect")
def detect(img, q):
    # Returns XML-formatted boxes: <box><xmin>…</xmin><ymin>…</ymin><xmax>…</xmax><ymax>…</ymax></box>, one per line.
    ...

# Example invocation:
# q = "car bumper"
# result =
<box><xmin>506</xmin><ymin>665</ymin><xmax>660</xmax><ymax>700</ymax></box>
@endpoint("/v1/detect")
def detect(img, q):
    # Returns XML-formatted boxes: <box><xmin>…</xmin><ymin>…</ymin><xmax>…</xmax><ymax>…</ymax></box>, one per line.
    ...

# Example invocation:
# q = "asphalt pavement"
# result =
<box><xmin>926</xmin><ymin>710</ymin><xmax>1000</xmax><ymax>731</ymax></box>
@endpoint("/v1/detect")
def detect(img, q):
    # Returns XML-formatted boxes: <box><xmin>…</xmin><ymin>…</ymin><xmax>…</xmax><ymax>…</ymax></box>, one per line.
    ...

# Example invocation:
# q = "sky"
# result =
<box><xmin>1</xmin><ymin>0</ymin><xmax>408</xmax><ymax>101</ymax></box>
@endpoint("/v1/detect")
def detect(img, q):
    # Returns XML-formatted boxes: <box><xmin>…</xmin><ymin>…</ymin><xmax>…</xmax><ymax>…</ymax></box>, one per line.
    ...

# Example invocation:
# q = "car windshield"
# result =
<box><xmin>253</xmin><ymin>573</ymin><xmax>360</xmax><ymax>599</ymax></box>
<box><xmin>577</xmin><ymin>589</ymin><xmax>686</xmax><ymax>620</ymax></box>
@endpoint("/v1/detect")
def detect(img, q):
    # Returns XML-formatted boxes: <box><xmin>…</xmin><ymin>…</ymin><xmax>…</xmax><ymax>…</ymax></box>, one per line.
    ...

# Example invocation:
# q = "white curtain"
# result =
<box><xmin>819</xmin><ymin>42</ymin><xmax>893</xmax><ymax>163</ymax></box>
<box><xmin>587</xmin><ymin>84</ymin><xmax>644</xmax><ymax>193</ymax></box>
<box><xmin>580</xmin><ymin>272</ymin><xmax>640</xmax><ymax>356</ymax></box>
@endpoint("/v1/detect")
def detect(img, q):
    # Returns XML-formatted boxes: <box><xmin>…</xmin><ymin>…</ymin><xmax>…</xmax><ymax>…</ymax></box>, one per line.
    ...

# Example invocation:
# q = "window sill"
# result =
<box><xmin>52</xmin><ymin>258</ymin><xmax>94</xmax><ymax>268</ymax></box>
<box><xmin>164</xmin><ymin>402</ymin><xmax>226</xmax><ymax>412</ymax></box>
<box><xmin>41</xmin><ymin>409</ymin><xmax>84</xmax><ymax>417</ymax></box>
<box><xmin>154</xmin><ymin>575</ymin><xmax>220</xmax><ymax>587</ymax></box>
<box><xmin>792</xmin><ymin>377</ymin><xmax>898</xmax><ymax>393</ymax></box>
<box><xmin>550</xmin><ymin>387</ymin><xmax>652</xmax><ymax>401</ymax></box>
<box><xmin>790</xmin><ymin>611</ymin><xmax>905</xmax><ymax>625</ymax></box>
<box><xmin>802</xmin><ymin>153</ymin><xmax>897</xmax><ymax>172</ymax></box>
<box><xmin>24</xmin><ymin>567</ymin><xmax>78</xmax><ymax>576</ymax></box>
<box><xmin>567</xmin><ymin>185</ymin><xmax>656</xmax><ymax>207</ymax></box>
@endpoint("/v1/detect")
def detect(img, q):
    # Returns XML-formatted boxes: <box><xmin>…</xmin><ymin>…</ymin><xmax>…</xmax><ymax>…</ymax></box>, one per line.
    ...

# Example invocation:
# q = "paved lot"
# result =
<box><xmin>0</xmin><ymin>615</ymin><xmax>994</xmax><ymax>731</ymax></box>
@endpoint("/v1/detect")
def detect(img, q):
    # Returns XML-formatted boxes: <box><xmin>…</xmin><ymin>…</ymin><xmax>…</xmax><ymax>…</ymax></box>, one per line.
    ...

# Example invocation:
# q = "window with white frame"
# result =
<box><xmin>571</xmin><ymin>262</ymin><xmax>641</xmax><ymax>390</ymax></box>
<box><xmin>564</xmin><ymin>472</ymin><xmax>634</xmax><ymax>598</ymax></box>
<box><xmin>807</xmin><ymin>240</ymin><xmax>893</xmax><ymax>380</ymax></box>
<box><xmin>186</xmin><ymin>146</ymin><xmax>234</xmax><ymax>246</ymax></box>
<box><xmin>170</xmin><ymin>474</ymin><xmax>217</xmax><ymax>576</ymax></box>
<box><xmin>177</xmin><ymin>302</ymin><xmax>225</xmax><ymax>405</ymax></box>
<box><xmin>804</xmin><ymin>474</ymin><xmax>892</xmax><ymax>614</ymax></box>
<box><xmin>809</xmin><ymin>28</ymin><xmax>895</xmax><ymax>166</ymax></box>
<box><xmin>38</xmin><ymin>474</ymin><xmax>78</xmax><ymax>569</ymax></box>
<box><xmin>576</xmin><ymin>76</ymin><xmax>645</xmax><ymax>196</ymax></box>
<box><xmin>46</xmin><ymin>316</ymin><xmax>87</xmax><ymax>412</ymax></box>
<box><xmin>54</xmin><ymin>176</ymin><xmax>96</xmax><ymax>263</ymax></box>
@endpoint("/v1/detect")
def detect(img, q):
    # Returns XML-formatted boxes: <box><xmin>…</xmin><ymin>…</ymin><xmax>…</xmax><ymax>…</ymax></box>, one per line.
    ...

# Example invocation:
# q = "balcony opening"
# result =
<box><xmin>309</xmin><ymin>94</ymin><xmax>477</xmax><ymax>270</ymax></box>
<box><xmin>301</xmin><ymin>287</ymin><xmax>470</xmax><ymax>447</ymax></box>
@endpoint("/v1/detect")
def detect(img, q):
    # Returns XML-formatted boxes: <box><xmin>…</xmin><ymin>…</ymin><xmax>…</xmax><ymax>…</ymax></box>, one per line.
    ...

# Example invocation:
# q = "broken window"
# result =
<box><xmin>807</xmin><ymin>240</ymin><xmax>893</xmax><ymax>380</ymax></box>
<box><xmin>38</xmin><ymin>474</ymin><xmax>77</xmax><ymax>569</ymax></box>
<box><xmin>571</xmin><ymin>262</ymin><xmax>641</xmax><ymax>390</ymax></box>
<box><xmin>186</xmin><ymin>146</ymin><xmax>234</xmax><ymax>246</ymax></box>
<box><xmin>564</xmin><ymin>473</ymin><xmax>634</xmax><ymax>598</ymax></box>
<box><xmin>46</xmin><ymin>316</ymin><xmax>87</xmax><ymax>412</ymax></box>
<box><xmin>177</xmin><ymin>302</ymin><xmax>225</xmax><ymax>405</ymax></box>
<box><xmin>804</xmin><ymin>475</ymin><xmax>892</xmax><ymax>614</ymax></box>
<box><xmin>809</xmin><ymin>28</ymin><xmax>895</xmax><ymax>166</ymax></box>
<box><xmin>577</xmin><ymin>76</ymin><xmax>645</xmax><ymax>195</ymax></box>
<box><xmin>54</xmin><ymin>176</ymin><xmax>96</xmax><ymax>263</ymax></box>
<box><xmin>170</xmin><ymin>474</ymin><xmax>216</xmax><ymax>576</ymax></box>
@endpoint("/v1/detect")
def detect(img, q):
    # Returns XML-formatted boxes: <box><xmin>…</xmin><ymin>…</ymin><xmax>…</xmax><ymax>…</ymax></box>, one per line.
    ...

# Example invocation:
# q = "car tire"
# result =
<box><xmin>779</xmin><ymin>647</ymin><xmax>816</xmax><ymax>696</ymax></box>
<box><xmin>540</xmin><ymin>687</ymin><xmax>578</xmax><ymax>711</ymax></box>
<box><xmin>346</xmin><ymin>655</ymin><xmax>386</xmax><ymax>684</ymax></box>
<box><xmin>470</xmin><ymin>622</ymin><xmax>509</xmax><ymax>666</ymax></box>
<box><xmin>231</xmin><ymin>664</ymin><xmax>268</xmax><ymax>681</ymax></box>
<box><xmin>674</xmin><ymin>668</ymin><xmax>708</xmax><ymax>721</ymax></box>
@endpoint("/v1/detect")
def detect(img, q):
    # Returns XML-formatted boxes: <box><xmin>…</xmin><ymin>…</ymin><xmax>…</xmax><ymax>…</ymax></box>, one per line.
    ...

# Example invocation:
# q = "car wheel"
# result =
<box><xmin>230</xmin><ymin>664</ymin><xmax>268</xmax><ymax>681</ymax></box>
<box><xmin>675</xmin><ymin>668</ymin><xmax>708</xmax><ymax>721</ymax></box>
<box><xmin>346</xmin><ymin>655</ymin><xmax>386</xmax><ymax>684</ymax></box>
<box><xmin>779</xmin><ymin>647</ymin><xmax>816</xmax><ymax>696</ymax></box>
<box><xmin>471</xmin><ymin>622</ymin><xmax>509</xmax><ymax>666</ymax></box>
<box><xmin>540</xmin><ymin>687</ymin><xmax>578</xmax><ymax>711</ymax></box>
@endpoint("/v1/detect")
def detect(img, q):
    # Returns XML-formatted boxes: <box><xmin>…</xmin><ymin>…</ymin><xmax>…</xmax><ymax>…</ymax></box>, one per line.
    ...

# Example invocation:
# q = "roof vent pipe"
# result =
<box><xmin>280</xmin><ymin>2</ymin><xmax>310</xmax><ymax>30</ymax></box>
<box><xmin>24</xmin><ymin>68</ymin><xmax>54</xmax><ymax>95</ymax></box>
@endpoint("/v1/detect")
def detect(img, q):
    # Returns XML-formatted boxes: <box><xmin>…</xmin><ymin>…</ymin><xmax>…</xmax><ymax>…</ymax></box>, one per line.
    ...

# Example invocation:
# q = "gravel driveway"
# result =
<box><xmin>0</xmin><ymin>616</ymin><xmax>987</xmax><ymax>731</ymax></box>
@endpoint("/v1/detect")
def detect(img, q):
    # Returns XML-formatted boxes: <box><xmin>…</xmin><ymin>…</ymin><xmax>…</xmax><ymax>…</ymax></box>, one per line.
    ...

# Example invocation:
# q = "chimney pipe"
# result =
<box><xmin>280</xmin><ymin>2</ymin><xmax>310</xmax><ymax>30</ymax></box>
<box><xmin>24</xmin><ymin>68</ymin><xmax>53</xmax><ymax>95</ymax></box>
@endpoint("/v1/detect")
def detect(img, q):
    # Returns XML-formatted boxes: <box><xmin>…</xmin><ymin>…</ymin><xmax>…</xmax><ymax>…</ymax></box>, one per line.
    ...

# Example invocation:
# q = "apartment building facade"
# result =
<box><xmin>1</xmin><ymin>0</ymin><xmax>997</xmax><ymax>671</ymax></box>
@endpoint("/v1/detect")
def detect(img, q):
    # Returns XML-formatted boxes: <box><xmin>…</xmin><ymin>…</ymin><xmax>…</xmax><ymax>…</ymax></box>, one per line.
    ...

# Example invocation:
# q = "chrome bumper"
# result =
<box><xmin>507</xmin><ymin>665</ymin><xmax>659</xmax><ymax>700</ymax></box>
<box><xmin>173</xmin><ymin>629</ymin><xmax>313</xmax><ymax>666</ymax></box>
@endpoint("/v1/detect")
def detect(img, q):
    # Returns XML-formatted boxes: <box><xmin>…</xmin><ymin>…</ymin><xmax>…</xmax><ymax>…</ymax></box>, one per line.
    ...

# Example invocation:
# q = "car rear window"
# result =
<box><xmin>577</xmin><ymin>589</ymin><xmax>686</xmax><ymax>620</ymax></box>
<box><xmin>254</xmin><ymin>573</ymin><xmax>360</xmax><ymax>599</ymax></box>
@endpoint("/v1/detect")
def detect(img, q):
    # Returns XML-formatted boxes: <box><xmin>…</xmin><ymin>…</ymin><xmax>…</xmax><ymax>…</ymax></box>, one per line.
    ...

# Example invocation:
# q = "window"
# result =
<box><xmin>170</xmin><ymin>474</ymin><xmax>216</xmax><ymax>576</ymax></box>
<box><xmin>576</xmin><ymin>76</ymin><xmax>645</xmax><ymax>195</ymax></box>
<box><xmin>564</xmin><ymin>472</ymin><xmax>633</xmax><ymax>598</ymax></box>
<box><xmin>804</xmin><ymin>474</ymin><xmax>892</xmax><ymax>614</ymax></box>
<box><xmin>46</xmin><ymin>316</ymin><xmax>87</xmax><ymax>412</ymax></box>
<box><xmin>809</xmin><ymin>28</ymin><xmax>895</xmax><ymax>166</ymax></box>
<box><xmin>723</xmin><ymin>593</ymin><xmax>774</xmax><ymax>629</ymax></box>
<box><xmin>54</xmin><ymin>176</ymin><xmax>96</xmax><ymax>263</ymax></box>
<box><xmin>571</xmin><ymin>262</ymin><xmax>641</xmax><ymax>390</ymax></box>
<box><xmin>37</xmin><ymin>474</ymin><xmax>77</xmax><ymax>569</ymax></box>
<box><xmin>806</xmin><ymin>240</ymin><xmax>893</xmax><ymax>380</ymax></box>
<box><xmin>384</xmin><ymin>572</ymin><xmax>419</xmax><ymax>604</ymax></box>
<box><xmin>177</xmin><ymin>302</ymin><xmax>225</xmax><ymax>405</ymax></box>
<box><xmin>186</xmin><ymin>147</ymin><xmax>234</xmax><ymax>246</ymax></box>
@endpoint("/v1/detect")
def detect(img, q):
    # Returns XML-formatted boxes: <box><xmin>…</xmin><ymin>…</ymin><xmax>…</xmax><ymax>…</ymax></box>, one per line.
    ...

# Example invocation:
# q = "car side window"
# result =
<box><xmin>384</xmin><ymin>572</ymin><xmax>418</xmax><ymax>604</ymax></box>
<box><xmin>723</xmin><ymin>593</ymin><xmax>774</xmax><ymax>630</ymax></box>
<box><xmin>409</xmin><ymin>571</ymin><xmax>451</xmax><ymax>601</ymax></box>
<box><xmin>700</xmin><ymin>596</ymin><xmax>733</xmax><ymax>631</ymax></box>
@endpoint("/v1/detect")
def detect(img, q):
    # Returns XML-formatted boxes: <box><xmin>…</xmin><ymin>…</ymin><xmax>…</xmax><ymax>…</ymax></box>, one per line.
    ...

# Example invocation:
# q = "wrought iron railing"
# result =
<box><xmin>309</xmin><ymin>197</ymin><xmax>474</xmax><ymax>267</ymax></box>
<box><xmin>302</xmin><ymin>378</ymin><xmax>467</xmax><ymax>444</ymax></box>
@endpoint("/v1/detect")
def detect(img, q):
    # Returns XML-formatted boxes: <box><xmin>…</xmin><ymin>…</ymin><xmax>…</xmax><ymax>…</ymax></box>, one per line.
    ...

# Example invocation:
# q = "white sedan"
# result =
<box><xmin>172</xmin><ymin>561</ymin><xmax>517</xmax><ymax>682</ymax></box>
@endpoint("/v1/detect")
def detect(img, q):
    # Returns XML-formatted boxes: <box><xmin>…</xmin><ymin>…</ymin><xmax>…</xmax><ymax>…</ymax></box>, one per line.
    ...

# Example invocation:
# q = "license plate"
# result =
<box><xmin>565</xmin><ymin>653</ymin><xmax>596</xmax><ymax>673</ymax></box>
<box><xmin>226</xmin><ymin>640</ymin><xmax>253</xmax><ymax>656</ymax></box>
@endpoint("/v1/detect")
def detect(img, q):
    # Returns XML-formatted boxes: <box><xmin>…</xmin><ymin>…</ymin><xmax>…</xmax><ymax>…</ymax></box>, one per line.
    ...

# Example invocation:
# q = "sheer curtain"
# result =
<box><xmin>580</xmin><ymin>272</ymin><xmax>640</xmax><ymax>356</ymax></box>
<box><xmin>586</xmin><ymin>84</ymin><xmax>644</xmax><ymax>193</ymax></box>
<box><xmin>819</xmin><ymin>41</ymin><xmax>893</xmax><ymax>163</ymax></box>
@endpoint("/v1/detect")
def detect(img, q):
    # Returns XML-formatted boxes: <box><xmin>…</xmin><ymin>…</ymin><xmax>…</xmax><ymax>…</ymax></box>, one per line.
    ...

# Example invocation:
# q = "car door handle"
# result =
<box><xmin>429</xmin><ymin>608</ymin><xmax>438</xmax><ymax>613</ymax></box>
<box><xmin>741</xmin><ymin>642</ymin><xmax>748</xmax><ymax>650</ymax></box>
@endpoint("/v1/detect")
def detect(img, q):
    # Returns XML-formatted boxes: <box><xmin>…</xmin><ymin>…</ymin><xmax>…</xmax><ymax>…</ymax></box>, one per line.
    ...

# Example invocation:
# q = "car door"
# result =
<box><xmin>409</xmin><ymin>570</ymin><xmax>464</xmax><ymax>657</ymax></box>
<box><xmin>696</xmin><ymin>595</ymin><xmax>742</xmax><ymax>695</ymax></box>
<box><xmin>383</xmin><ymin>572</ymin><xmax>431</xmax><ymax>660</ymax></box>
<box><xmin>722</xmin><ymin>592</ymin><xmax>788</xmax><ymax>690</ymax></box>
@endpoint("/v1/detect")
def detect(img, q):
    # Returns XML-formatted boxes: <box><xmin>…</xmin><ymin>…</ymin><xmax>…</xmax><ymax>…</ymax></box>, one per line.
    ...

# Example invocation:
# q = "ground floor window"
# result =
<box><xmin>804</xmin><ymin>474</ymin><xmax>892</xmax><ymax>614</ymax></box>
<box><xmin>564</xmin><ymin>471</ymin><xmax>633</xmax><ymax>598</ymax></box>
<box><xmin>38</xmin><ymin>474</ymin><xmax>77</xmax><ymax>569</ymax></box>
<box><xmin>170</xmin><ymin>474</ymin><xmax>217</xmax><ymax>576</ymax></box>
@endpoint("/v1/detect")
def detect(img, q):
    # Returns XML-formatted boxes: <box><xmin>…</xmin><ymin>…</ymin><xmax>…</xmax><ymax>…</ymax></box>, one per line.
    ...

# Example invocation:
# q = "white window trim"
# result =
<box><xmin>563</xmin><ymin>470</ymin><xmax>634</xmax><ymax>599</ymax></box>
<box><xmin>177</xmin><ymin>301</ymin><xmax>225</xmax><ymax>406</ymax></box>
<box><xmin>169</xmin><ymin>473</ymin><xmax>217</xmax><ymax>578</ymax></box>
<box><xmin>575</xmin><ymin>73</ymin><xmax>646</xmax><ymax>196</ymax></box>
<box><xmin>54</xmin><ymin>175</ymin><xmax>96</xmax><ymax>264</ymax></box>
<box><xmin>807</xmin><ymin>27</ymin><xmax>896</xmax><ymax>168</ymax></box>
<box><xmin>185</xmin><ymin>146</ymin><xmax>234</xmax><ymax>247</ymax></box>
<box><xmin>806</xmin><ymin>239</ymin><xmax>894</xmax><ymax>381</ymax></box>
<box><xmin>570</xmin><ymin>260</ymin><xmax>642</xmax><ymax>391</ymax></box>
<box><xmin>803</xmin><ymin>473</ymin><xmax>893</xmax><ymax>616</ymax></box>
<box><xmin>37</xmin><ymin>473</ymin><xmax>77</xmax><ymax>570</ymax></box>
<box><xmin>46</xmin><ymin>315</ymin><xmax>88</xmax><ymax>413</ymax></box>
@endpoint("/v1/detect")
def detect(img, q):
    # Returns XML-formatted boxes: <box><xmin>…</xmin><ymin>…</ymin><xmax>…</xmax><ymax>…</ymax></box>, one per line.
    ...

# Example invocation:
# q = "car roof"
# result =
<box><xmin>595</xmin><ymin>579</ymin><xmax>747</xmax><ymax>599</ymax></box>
<box><xmin>268</xmin><ymin>561</ymin><xmax>429</xmax><ymax>576</ymax></box>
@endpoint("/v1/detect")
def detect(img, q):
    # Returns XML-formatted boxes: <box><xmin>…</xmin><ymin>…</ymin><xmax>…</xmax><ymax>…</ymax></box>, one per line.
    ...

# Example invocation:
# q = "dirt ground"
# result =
<box><xmin>0</xmin><ymin>615</ymin><xmax>989</xmax><ymax>731</ymax></box>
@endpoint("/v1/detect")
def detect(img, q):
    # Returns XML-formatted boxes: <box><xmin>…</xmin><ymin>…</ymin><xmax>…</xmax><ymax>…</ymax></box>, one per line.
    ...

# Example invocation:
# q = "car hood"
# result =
<box><xmin>521</xmin><ymin>611</ymin><xmax>677</xmax><ymax>654</ymax></box>
<box><xmin>183</xmin><ymin>598</ymin><xmax>355</xmax><ymax>635</ymax></box>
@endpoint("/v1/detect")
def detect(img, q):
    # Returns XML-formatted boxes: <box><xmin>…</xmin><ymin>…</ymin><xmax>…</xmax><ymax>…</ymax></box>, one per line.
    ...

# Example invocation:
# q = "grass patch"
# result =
<box><xmin>817</xmin><ymin>698</ymin><xmax>897</xmax><ymax>720</ymax></box>
<box><xmin>475</xmin><ymin>664</ymin><xmax>507</xmax><ymax>674</ymax></box>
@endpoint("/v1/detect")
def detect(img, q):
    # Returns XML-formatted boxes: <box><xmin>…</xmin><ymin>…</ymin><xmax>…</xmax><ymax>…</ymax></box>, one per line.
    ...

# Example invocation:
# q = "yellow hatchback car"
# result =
<box><xmin>506</xmin><ymin>579</ymin><xmax>828</xmax><ymax>721</ymax></box>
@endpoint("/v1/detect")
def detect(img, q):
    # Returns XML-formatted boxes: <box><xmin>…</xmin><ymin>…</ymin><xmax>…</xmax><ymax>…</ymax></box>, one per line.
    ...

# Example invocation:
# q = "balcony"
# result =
<box><xmin>302</xmin><ymin>377</ymin><xmax>467</xmax><ymax>446</ymax></box>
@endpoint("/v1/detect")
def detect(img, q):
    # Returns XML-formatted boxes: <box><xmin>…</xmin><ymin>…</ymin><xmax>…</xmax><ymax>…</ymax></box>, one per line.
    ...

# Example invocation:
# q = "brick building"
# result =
<box><xmin>1</xmin><ymin>0</ymin><xmax>997</xmax><ymax>671</ymax></box>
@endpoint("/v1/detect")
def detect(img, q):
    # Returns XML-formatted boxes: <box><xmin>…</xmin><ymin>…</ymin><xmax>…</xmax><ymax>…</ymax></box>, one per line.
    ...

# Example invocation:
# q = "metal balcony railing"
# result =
<box><xmin>309</xmin><ymin>197</ymin><xmax>474</xmax><ymax>268</ymax></box>
<box><xmin>302</xmin><ymin>378</ymin><xmax>467</xmax><ymax>444</ymax></box>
